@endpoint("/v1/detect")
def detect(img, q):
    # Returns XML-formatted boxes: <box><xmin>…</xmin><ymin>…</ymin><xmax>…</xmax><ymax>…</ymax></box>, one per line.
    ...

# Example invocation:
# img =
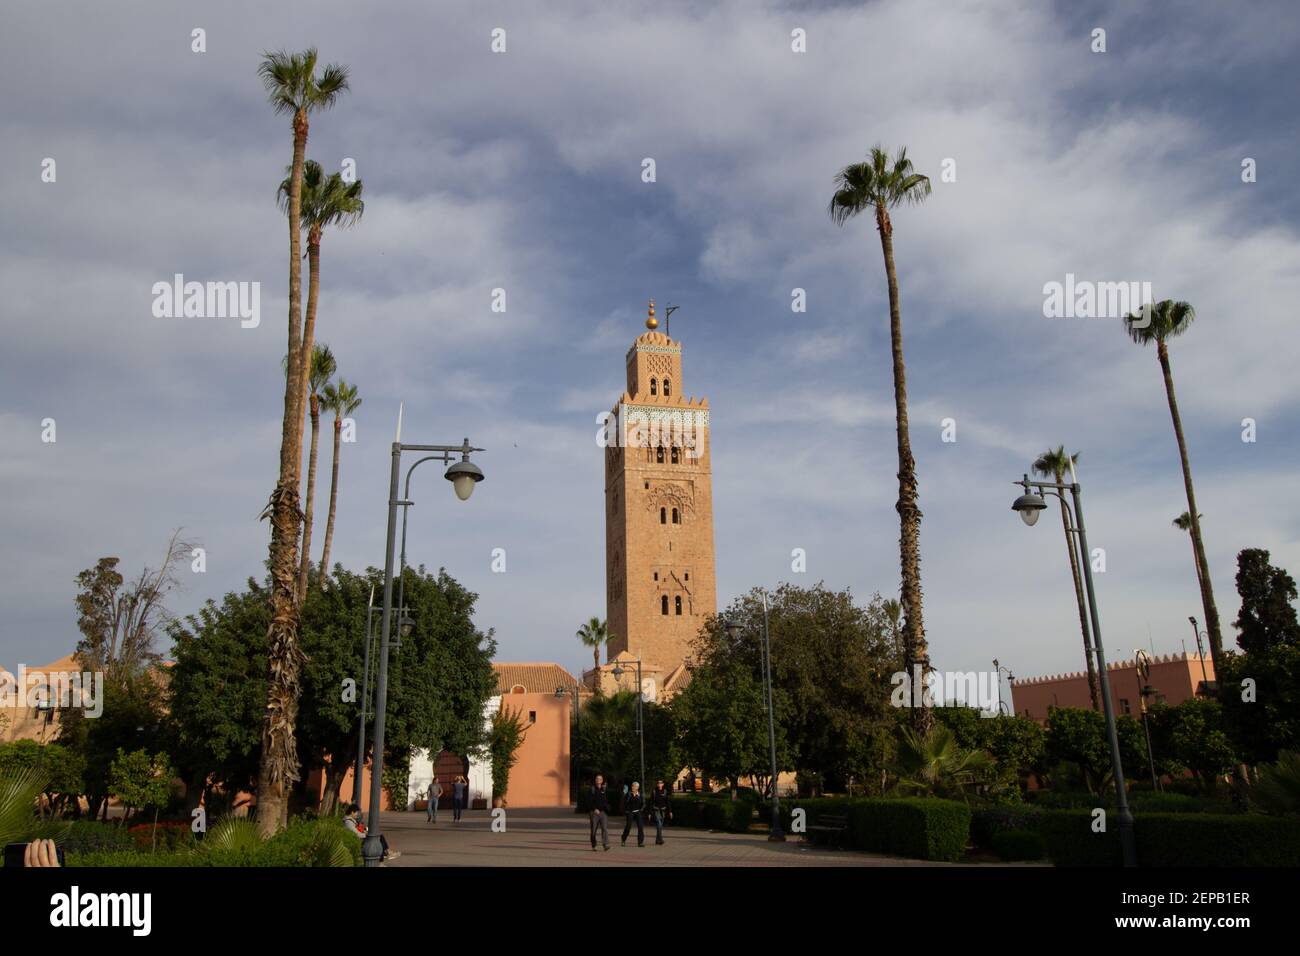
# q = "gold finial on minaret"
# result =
<box><xmin>645</xmin><ymin>298</ymin><xmax>658</xmax><ymax>330</ymax></box>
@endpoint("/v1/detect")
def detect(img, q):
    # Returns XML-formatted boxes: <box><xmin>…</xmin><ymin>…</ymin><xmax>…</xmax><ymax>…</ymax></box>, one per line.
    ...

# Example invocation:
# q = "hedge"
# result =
<box><xmin>970</xmin><ymin>805</ymin><xmax>1043</xmax><ymax>851</ymax></box>
<box><xmin>669</xmin><ymin>794</ymin><xmax>754</xmax><ymax>832</ymax></box>
<box><xmin>990</xmin><ymin>828</ymin><xmax>1045</xmax><ymax>861</ymax></box>
<box><xmin>846</xmin><ymin>798</ymin><xmax>971</xmax><ymax>862</ymax></box>
<box><xmin>66</xmin><ymin>817</ymin><xmax>362</xmax><ymax>868</ymax></box>
<box><xmin>1037</xmin><ymin>810</ymin><xmax>1300</xmax><ymax>866</ymax></box>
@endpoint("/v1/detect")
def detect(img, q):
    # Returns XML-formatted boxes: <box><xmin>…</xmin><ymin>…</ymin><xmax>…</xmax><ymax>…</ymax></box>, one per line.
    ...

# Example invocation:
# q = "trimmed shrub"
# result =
<box><xmin>60</xmin><ymin>821</ymin><xmax>136</xmax><ymax>856</ymax></box>
<box><xmin>847</xmin><ymin>798</ymin><xmax>971</xmax><ymax>863</ymax></box>
<box><xmin>66</xmin><ymin>816</ymin><xmax>361</xmax><ymax>867</ymax></box>
<box><xmin>970</xmin><ymin>805</ymin><xmax>1043</xmax><ymax>851</ymax></box>
<box><xmin>1037</xmin><ymin>810</ymin><xmax>1300</xmax><ymax>866</ymax></box>
<box><xmin>991</xmin><ymin>828</ymin><xmax>1045</xmax><ymax>861</ymax></box>
<box><xmin>128</xmin><ymin>820</ymin><xmax>196</xmax><ymax>853</ymax></box>
<box><xmin>702</xmin><ymin>797</ymin><xmax>754</xmax><ymax>833</ymax></box>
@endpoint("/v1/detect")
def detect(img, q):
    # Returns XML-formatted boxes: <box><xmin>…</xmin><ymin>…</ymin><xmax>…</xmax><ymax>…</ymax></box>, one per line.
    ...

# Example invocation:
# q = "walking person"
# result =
<box><xmin>650</xmin><ymin>779</ymin><xmax>672</xmax><ymax>845</ymax></box>
<box><xmin>589</xmin><ymin>773</ymin><xmax>611</xmax><ymax>851</ymax></box>
<box><xmin>621</xmin><ymin>781</ymin><xmax>645</xmax><ymax>847</ymax></box>
<box><xmin>452</xmin><ymin>775</ymin><xmax>466</xmax><ymax>822</ymax></box>
<box><xmin>426</xmin><ymin>777</ymin><xmax>444</xmax><ymax>824</ymax></box>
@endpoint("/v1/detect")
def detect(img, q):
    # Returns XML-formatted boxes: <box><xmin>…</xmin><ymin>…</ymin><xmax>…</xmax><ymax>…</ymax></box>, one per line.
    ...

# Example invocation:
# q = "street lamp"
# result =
<box><xmin>1011</xmin><ymin>471</ymin><xmax>1136</xmax><ymax>867</ymax></box>
<box><xmin>363</xmin><ymin>413</ymin><xmax>485</xmax><ymax>868</ymax></box>
<box><xmin>610</xmin><ymin>658</ymin><xmax>645</xmax><ymax>800</ymax></box>
<box><xmin>556</xmin><ymin>680</ymin><xmax>582</xmax><ymax>802</ymax></box>
<box><xmin>1187</xmin><ymin>616</ymin><xmax>1213</xmax><ymax>695</ymax></box>
<box><xmin>725</xmin><ymin>589</ymin><xmax>785</xmax><ymax>842</ymax></box>
<box><xmin>993</xmin><ymin>659</ymin><xmax>1015</xmax><ymax>716</ymax></box>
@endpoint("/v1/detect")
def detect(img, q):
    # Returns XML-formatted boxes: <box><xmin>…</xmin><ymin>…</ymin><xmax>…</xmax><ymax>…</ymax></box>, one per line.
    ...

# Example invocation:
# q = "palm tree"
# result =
<box><xmin>576</xmin><ymin>617</ymin><xmax>613</xmax><ymax>673</ymax></box>
<box><xmin>830</xmin><ymin>146</ymin><xmax>933</xmax><ymax>732</ymax></box>
<box><xmin>256</xmin><ymin>48</ymin><xmax>349</xmax><ymax>835</ymax></box>
<box><xmin>277</xmin><ymin>158</ymin><xmax>364</xmax><ymax>493</ymax></box>
<box><xmin>318</xmin><ymin>379</ymin><xmax>362</xmax><ymax>583</ymax></box>
<box><xmin>1123</xmin><ymin>300</ymin><xmax>1223</xmax><ymax>673</ymax></box>
<box><xmin>889</xmin><ymin>724</ymin><xmax>993</xmax><ymax>802</ymax></box>
<box><xmin>1033</xmin><ymin>446</ymin><xmax>1099</xmax><ymax>711</ymax></box>
<box><xmin>1173</xmin><ymin>510</ymin><xmax>1207</xmax><ymax>607</ymax></box>
<box><xmin>294</xmin><ymin>343</ymin><xmax>336</xmax><ymax>601</ymax></box>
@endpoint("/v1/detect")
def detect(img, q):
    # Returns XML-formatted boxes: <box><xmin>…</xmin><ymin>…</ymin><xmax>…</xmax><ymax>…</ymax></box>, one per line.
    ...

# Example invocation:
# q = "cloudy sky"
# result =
<box><xmin>3</xmin><ymin>0</ymin><xmax>1298</xmax><ymax>702</ymax></box>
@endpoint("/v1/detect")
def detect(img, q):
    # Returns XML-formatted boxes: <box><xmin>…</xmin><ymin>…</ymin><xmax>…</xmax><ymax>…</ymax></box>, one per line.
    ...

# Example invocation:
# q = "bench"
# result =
<box><xmin>805</xmin><ymin>812</ymin><xmax>849</xmax><ymax>847</ymax></box>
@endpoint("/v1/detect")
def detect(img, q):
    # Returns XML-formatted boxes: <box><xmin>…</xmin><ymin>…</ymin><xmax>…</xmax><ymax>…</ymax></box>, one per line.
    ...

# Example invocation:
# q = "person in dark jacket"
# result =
<box><xmin>621</xmin><ymin>781</ymin><xmax>645</xmax><ymax>847</ymax></box>
<box><xmin>650</xmin><ymin>779</ymin><xmax>672</xmax><ymax>845</ymax></box>
<box><xmin>589</xmin><ymin>774</ymin><xmax>611</xmax><ymax>851</ymax></box>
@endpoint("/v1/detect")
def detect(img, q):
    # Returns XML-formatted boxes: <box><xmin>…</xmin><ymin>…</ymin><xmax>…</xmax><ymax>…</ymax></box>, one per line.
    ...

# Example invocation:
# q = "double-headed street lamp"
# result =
<box><xmin>610</xmin><ymin>658</ymin><xmax>645</xmax><ymax>801</ymax></box>
<box><xmin>726</xmin><ymin>588</ymin><xmax>784</xmax><ymax>842</ymax></box>
<box><xmin>362</xmin><ymin>416</ymin><xmax>485</xmax><ymax>868</ymax></box>
<box><xmin>1011</xmin><ymin>471</ymin><xmax>1136</xmax><ymax>867</ymax></box>
<box><xmin>992</xmin><ymin>659</ymin><xmax>1015</xmax><ymax>715</ymax></box>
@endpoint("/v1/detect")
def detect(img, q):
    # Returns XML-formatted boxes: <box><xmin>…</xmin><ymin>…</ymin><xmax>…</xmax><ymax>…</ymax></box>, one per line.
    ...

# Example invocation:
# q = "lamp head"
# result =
<box><xmin>444</xmin><ymin>442</ymin><xmax>485</xmax><ymax>501</ymax></box>
<box><xmin>1012</xmin><ymin>476</ymin><xmax>1047</xmax><ymax>526</ymax></box>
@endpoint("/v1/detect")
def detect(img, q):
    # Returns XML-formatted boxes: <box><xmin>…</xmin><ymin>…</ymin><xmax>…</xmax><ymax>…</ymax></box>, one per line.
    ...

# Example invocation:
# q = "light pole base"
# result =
<box><xmin>361</xmin><ymin>834</ymin><xmax>384</xmax><ymax>868</ymax></box>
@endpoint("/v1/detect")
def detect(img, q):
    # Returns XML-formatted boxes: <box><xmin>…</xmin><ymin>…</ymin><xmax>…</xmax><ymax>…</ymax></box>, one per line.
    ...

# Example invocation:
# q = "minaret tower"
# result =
<box><xmin>604</xmin><ymin>301</ymin><xmax>717</xmax><ymax>678</ymax></box>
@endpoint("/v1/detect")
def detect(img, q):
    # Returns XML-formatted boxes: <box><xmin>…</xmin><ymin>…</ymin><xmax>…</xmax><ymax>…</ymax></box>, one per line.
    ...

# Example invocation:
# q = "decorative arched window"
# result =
<box><xmin>675</xmin><ymin>595</ymin><xmax>683</xmax><ymax>615</ymax></box>
<box><xmin>672</xmin><ymin>507</ymin><xmax>680</xmax><ymax>524</ymax></box>
<box><xmin>661</xmin><ymin>595</ymin><xmax>669</xmax><ymax>615</ymax></box>
<box><xmin>670</xmin><ymin>446</ymin><xmax>679</xmax><ymax>464</ymax></box>
<box><xmin>663</xmin><ymin>377</ymin><xmax>671</xmax><ymax>397</ymax></box>
<box><xmin>510</xmin><ymin>684</ymin><xmax>527</xmax><ymax>695</ymax></box>
<box><xmin>650</xmin><ymin>378</ymin><xmax>658</xmax><ymax>396</ymax></box>
<box><xmin>660</xmin><ymin>506</ymin><xmax>667</xmax><ymax>524</ymax></box>
<box><xmin>656</xmin><ymin>446</ymin><xmax>665</xmax><ymax>463</ymax></box>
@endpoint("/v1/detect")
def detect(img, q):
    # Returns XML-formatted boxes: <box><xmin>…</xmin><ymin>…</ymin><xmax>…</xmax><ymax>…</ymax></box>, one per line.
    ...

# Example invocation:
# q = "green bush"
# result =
<box><xmin>970</xmin><ymin>805</ymin><xmax>1043</xmax><ymax>851</ymax></box>
<box><xmin>991</xmin><ymin>828</ymin><xmax>1045</xmax><ymax>861</ymax></box>
<box><xmin>66</xmin><ymin>816</ymin><xmax>361</xmax><ymax>867</ymax></box>
<box><xmin>60</xmin><ymin>821</ymin><xmax>136</xmax><ymax>855</ymax></box>
<box><xmin>701</xmin><ymin>797</ymin><xmax>754</xmax><ymax>832</ymax></box>
<box><xmin>1037</xmin><ymin>810</ymin><xmax>1300</xmax><ymax>866</ymax></box>
<box><xmin>847</xmin><ymin>798</ymin><xmax>971</xmax><ymax>862</ymax></box>
<box><xmin>768</xmin><ymin>797</ymin><xmax>848</xmax><ymax>831</ymax></box>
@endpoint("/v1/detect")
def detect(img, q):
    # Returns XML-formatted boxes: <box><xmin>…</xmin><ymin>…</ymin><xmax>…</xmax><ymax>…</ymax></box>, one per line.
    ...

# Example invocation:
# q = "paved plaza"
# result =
<box><xmin>377</xmin><ymin>807</ymin><xmax>1007</xmax><ymax>867</ymax></box>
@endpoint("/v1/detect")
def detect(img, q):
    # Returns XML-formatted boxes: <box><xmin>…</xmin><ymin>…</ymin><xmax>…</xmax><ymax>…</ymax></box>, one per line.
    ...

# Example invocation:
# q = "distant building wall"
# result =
<box><xmin>1011</xmin><ymin>651</ymin><xmax>1215</xmax><ymax>723</ymax></box>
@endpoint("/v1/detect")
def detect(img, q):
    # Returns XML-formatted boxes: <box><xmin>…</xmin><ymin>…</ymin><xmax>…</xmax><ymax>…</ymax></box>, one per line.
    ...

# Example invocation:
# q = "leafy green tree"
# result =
<box><xmin>167</xmin><ymin>580</ymin><xmax>269</xmax><ymax>809</ymax></box>
<box><xmin>934</xmin><ymin>707</ymin><xmax>1045</xmax><ymax>794</ymax></box>
<box><xmin>1146</xmin><ymin>699</ymin><xmax>1237</xmax><ymax>793</ymax></box>
<box><xmin>829</xmin><ymin>147</ymin><xmax>934</xmax><ymax>734</ymax></box>
<box><xmin>1254</xmin><ymin>750</ymin><xmax>1300</xmax><ymax>815</ymax></box>
<box><xmin>108</xmin><ymin>748</ymin><xmax>175</xmax><ymax>824</ymax></box>
<box><xmin>576</xmin><ymin>691</ymin><xmax>676</xmax><ymax>798</ymax></box>
<box><xmin>1044</xmin><ymin>706</ymin><xmax>1145</xmax><ymax>795</ymax></box>
<box><xmin>672</xmin><ymin>664</ymin><xmax>775</xmax><ymax>794</ymax></box>
<box><xmin>698</xmin><ymin>584</ymin><xmax>900</xmax><ymax>791</ymax></box>
<box><xmin>1219</xmin><ymin>645</ymin><xmax>1300</xmax><ymax>765</ymax></box>
<box><xmin>1233</xmin><ymin>549</ymin><xmax>1300</xmax><ymax>655</ymax></box>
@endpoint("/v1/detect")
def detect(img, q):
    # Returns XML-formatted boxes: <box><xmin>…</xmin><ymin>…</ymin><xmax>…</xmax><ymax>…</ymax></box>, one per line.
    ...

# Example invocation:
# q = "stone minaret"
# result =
<box><xmin>604</xmin><ymin>301</ymin><xmax>717</xmax><ymax>677</ymax></box>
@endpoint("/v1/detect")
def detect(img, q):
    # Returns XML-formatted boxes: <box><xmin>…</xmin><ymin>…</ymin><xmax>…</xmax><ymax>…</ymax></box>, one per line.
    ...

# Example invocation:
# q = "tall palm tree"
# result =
<box><xmin>1123</xmin><ymin>300</ymin><xmax>1223</xmax><ymax>673</ymax></box>
<box><xmin>576</xmin><ymin>617</ymin><xmax>613</xmax><ymax>673</ymax></box>
<box><xmin>318</xmin><ymin>379</ymin><xmax>361</xmax><ymax>583</ymax></box>
<box><xmin>256</xmin><ymin>48</ymin><xmax>349</xmax><ymax>835</ymax></box>
<box><xmin>294</xmin><ymin>343</ymin><xmax>336</xmax><ymax>601</ymax></box>
<box><xmin>1034</xmin><ymin>446</ymin><xmax>1099</xmax><ymax>711</ymax></box>
<box><xmin>1173</xmin><ymin>510</ymin><xmax>1207</xmax><ymax>618</ymax></box>
<box><xmin>277</xmin><ymin>158</ymin><xmax>364</xmax><ymax>469</ymax></box>
<box><xmin>830</xmin><ymin>146</ymin><xmax>933</xmax><ymax>732</ymax></box>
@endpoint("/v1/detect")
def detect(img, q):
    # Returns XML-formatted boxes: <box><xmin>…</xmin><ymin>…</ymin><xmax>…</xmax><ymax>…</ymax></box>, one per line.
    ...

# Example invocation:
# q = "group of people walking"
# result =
<box><xmin>587</xmin><ymin>774</ymin><xmax>673</xmax><ymax>850</ymax></box>
<box><xmin>425</xmin><ymin>775</ymin><xmax>467</xmax><ymax>824</ymax></box>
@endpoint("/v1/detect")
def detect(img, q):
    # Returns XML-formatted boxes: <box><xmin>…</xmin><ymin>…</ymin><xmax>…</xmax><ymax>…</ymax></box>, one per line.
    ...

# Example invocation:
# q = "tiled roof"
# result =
<box><xmin>492</xmin><ymin>662</ymin><xmax>579</xmax><ymax>695</ymax></box>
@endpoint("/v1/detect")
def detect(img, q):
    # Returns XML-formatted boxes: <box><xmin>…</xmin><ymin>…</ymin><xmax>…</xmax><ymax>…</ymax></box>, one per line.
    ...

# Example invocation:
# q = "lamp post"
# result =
<box><xmin>1187</xmin><ymin>616</ymin><xmax>1212</xmax><ymax>695</ymax></box>
<box><xmin>1011</xmin><ymin>471</ymin><xmax>1137</xmax><ymax>867</ymax></box>
<box><xmin>1134</xmin><ymin>650</ymin><xmax>1160</xmax><ymax>791</ymax></box>
<box><xmin>353</xmin><ymin>584</ymin><xmax>377</xmax><ymax>816</ymax></box>
<box><xmin>556</xmin><ymin>679</ymin><xmax>582</xmax><ymax>802</ymax></box>
<box><xmin>362</xmin><ymin>415</ymin><xmax>485</xmax><ymax>869</ymax></box>
<box><xmin>726</xmin><ymin>589</ymin><xmax>785</xmax><ymax>841</ymax></box>
<box><xmin>610</xmin><ymin>658</ymin><xmax>644</xmax><ymax>797</ymax></box>
<box><xmin>993</xmin><ymin>659</ymin><xmax>1015</xmax><ymax>716</ymax></box>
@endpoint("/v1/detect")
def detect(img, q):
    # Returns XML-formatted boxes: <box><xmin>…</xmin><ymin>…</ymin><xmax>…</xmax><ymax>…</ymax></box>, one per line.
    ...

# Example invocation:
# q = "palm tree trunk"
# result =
<box><xmin>1060</xmin><ymin>499</ymin><xmax>1100</xmax><ymax>710</ymax></box>
<box><xmin>297</xmin><ymin>389</ymin><xmax>322</xmax><ymax>602</ymax></box>
<box><xmin>1157</xmin><ymin>343</ymin><xmax>1222</xmax><ymax>672</ymax></box>
<box><xmin>257</xmin><ymin>108</ymin><xmax>310</xmax><ymax>837</ymax></box>
<box><xmin>876</xmin><ymin>205</ymin><xmax>930</xmax><ymax>735</ymax></box>
<box><xmin>319</xmin><ymin>416</ymin><xmax>342</xmax><ymax>582</ymax></box>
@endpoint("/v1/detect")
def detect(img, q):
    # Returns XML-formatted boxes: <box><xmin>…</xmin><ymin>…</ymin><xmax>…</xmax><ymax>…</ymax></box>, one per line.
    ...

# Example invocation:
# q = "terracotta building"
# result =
<box><xmin>595</xmin><ymin>302</ymin><xmax>717</xmax><ymax>698</ymax></box>
<box><xmin>1011</xmin><ymin>651</ymin><xmax>1216</xmax><ymax>723</ymax></box>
